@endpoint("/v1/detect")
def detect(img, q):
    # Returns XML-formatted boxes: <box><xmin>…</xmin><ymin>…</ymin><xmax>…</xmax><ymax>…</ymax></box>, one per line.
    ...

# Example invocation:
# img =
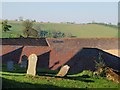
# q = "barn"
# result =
<box><xmin>1</xmin><ymin>38</ymin><xmax>120</xmax><ymax>73</ymax></box>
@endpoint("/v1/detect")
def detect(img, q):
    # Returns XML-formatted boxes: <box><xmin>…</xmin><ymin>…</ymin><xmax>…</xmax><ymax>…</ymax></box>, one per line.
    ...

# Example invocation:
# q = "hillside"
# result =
<box><xmin>0</xmin><ymin>20</ymin><xmax>118</xmax><ymax>38</ymax></box>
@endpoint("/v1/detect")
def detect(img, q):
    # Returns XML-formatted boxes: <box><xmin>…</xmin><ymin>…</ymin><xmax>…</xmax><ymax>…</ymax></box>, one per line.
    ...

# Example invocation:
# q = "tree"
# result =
<box><xmin>52</xmin><ymin>31</ymin><xmax>65</xmax><ymax>38</ymax></box>
<box><xmin>32</xmin><ymin>20</ymin><xmax>36</xmax><ymax>22</ymax></box>
<box><xmin>2</xmin><ymin>20</ymin><xmax>12</xmax><ymax>32</ymax></box>
<box><xmin>19</xmin><ymin>16</ymin><xmax>23</xmax><ymax>21</ymax></box>
<box><xmin>22</xmin><ymin>19</ymin><xmax>38</xmax><ymax>38</ymax></box>
<box><xmin>23</xmin><ymin>28</ymin><xmax>38</xmax><ymax>37</ymax></box>
<box><xmin>39</xmin><ymin>30</ymin><xmax>48</xmax><ymax>38</ymax></box>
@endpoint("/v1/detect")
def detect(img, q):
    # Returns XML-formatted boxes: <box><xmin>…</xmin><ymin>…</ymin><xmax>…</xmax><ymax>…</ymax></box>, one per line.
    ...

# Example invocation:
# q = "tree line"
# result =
<box><xmin>88</xmin><ymin>22</ymin><xmax>118</xmax><ymax>28</ymax></box>
<box><xmin>2</xmin><ymin>19</ymin><xmax>73</xmax><ymax>38</ymax></box>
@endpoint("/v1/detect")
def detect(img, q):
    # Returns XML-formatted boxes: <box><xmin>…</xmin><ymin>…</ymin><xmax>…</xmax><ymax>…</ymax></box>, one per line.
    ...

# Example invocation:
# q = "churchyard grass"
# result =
<box><xmin>1</xmin><ymin>70</ymin><xmax>119</xmax><ymax>88</ymax></box>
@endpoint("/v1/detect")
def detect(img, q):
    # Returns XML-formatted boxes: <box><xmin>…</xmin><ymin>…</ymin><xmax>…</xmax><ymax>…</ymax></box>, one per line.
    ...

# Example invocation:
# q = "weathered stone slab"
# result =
<box><xmin>56</xmin><ymin>65</ymin><xmax>70</xmax><ymax>77</ymax></box>
<box><xmin>27</xmin><ymin>54</ymin><xmax>38</xmax><ymax>76</ymax></box>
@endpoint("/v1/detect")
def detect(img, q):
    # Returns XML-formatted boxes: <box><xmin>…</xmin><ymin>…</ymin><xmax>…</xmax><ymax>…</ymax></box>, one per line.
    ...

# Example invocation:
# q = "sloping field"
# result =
<box><xmin>0</xmin><ymin>20</ymin><xmax>118</xmax><ymax>38</ymax></box>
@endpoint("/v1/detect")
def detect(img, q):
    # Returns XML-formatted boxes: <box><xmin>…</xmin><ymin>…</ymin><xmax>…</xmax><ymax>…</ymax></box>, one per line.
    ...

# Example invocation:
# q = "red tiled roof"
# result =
<box><xmin>47</xmin><ymin>38</ymin><xmax>119</xmax><ymax>50</ymax></box>
<box><xmin>1</xmin><ymin>38</ymin><xmax>49</xmax><ymax>46</ymax></box>
<box><xmin>1</xmin><ymin>45</ymin><xmax>23</xmax><ymax>56</ymax></box>
<box><xmin>1</xmin><ymin>38</ymin><xmax>120</xmax><ymax>73</ymax></box>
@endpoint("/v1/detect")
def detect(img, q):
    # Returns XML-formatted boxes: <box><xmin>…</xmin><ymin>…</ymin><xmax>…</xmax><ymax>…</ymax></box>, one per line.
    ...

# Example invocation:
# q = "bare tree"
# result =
<box><xmin>22</xmin><ymin>19</ymin><xmax>38</xmax><ymax>38</ymax></box>
<box><xmin>19</xmin><ymin>16</ymin><xmax>23</xmax><ymax>21</ymax></box>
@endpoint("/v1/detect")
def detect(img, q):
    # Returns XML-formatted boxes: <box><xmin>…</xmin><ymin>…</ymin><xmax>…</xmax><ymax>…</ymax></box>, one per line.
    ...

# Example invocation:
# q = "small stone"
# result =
<box><xmin>56</xmin><ymin>65</ymin><xmax>70</xmax><ymax>77</ymax></box>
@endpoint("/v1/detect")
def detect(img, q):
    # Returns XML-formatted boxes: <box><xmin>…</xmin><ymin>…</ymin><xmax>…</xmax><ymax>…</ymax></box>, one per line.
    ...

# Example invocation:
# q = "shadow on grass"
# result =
<box><xmin>2</xmin><ymin>69</ymin><xmax>94</xmax><ymax>84</ymax></box>
<box><xmin>2</xmin><ymin>77</ymin><xmax>61</xmax><ymax>88</ymax></box>
<box><xmin>65</xmin><ymin>75</ymin><xmax>94</xmax><ymax>83</ymax></box>
<box><xmin>2</xmin><ymin>73</ymin><xmax>25</xmax><ymax>76</ymax></box>
<box><xmin>2</xmin><ymin>68</ymin><xmax>27</xmax><ymax>74</ymax></box>
<box><xmin>38</xmin><ymin>72</ymin><xmax>94</xmax><ymax>83</ymax></box>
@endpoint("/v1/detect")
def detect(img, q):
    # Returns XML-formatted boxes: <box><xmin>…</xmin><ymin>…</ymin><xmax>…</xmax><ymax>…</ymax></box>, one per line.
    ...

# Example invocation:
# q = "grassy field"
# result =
<box><xmin>1</xmin><ymin>70</ymin><xmax>119</xmax><ymax>88</ymax></box>
<box><xmin>0</xmin><ymin>20</ymin><xmax>118</xmax><ymax>38</ymax></box>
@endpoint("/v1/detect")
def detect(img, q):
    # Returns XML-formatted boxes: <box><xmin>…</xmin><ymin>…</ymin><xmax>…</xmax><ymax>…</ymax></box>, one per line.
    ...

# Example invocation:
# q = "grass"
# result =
<box><xmin>0</xmin><ymin>20</ymin><xmax>119</xmax><ymax>38</ymax></box>
<box><xmin>1</xmin><ymin>70</ymin><xmax>119</xmax><ymax>88</ymax></box>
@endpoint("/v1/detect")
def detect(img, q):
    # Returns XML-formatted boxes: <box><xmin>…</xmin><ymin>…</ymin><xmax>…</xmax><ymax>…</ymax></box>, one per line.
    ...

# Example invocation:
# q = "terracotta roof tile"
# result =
<box><xmin>1</xmin><ymin>38</ymin><xmax>49</xmax><ymax>46</ymax></box>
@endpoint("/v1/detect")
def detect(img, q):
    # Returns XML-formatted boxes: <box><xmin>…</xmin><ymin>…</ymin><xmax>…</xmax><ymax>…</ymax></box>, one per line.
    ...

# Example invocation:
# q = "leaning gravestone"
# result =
<box><xmin>27</xmin><ymin>54</ymin><xmax>38</xmax><ymax>76</ymax></box>
<box><xmin>7</xmin><ymin>60</ymin><xmax>14</xmax><ymax>71</ymax></box>
<box><xmin>56</xmin><ymin>65</ymin><xmax>70</xmax><ymax>77</ymax></box>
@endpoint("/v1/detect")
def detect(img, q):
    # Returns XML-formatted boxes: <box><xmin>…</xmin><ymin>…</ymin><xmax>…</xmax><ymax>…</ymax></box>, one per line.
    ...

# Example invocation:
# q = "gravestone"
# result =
<box><xmin>27</xmin><ymin>54</ymin><xmax>38</xmax><ymax>76</ymax></box>
<box><xmin>7</xmin><ymin>60</ymin><xmax>14</xmax><ymax>71</ymax></box>
<box><xmin>56</xmin><ymin>65</ymin><xmax>70</xmax><ymax>77</ymax></box>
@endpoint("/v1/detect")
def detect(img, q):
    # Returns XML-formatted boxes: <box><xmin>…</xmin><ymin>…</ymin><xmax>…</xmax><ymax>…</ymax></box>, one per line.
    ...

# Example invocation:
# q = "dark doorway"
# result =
<box><xmin>37</xmin><ymin>50</ymin><xmax>51</xmax><ymax>69</ymax></box>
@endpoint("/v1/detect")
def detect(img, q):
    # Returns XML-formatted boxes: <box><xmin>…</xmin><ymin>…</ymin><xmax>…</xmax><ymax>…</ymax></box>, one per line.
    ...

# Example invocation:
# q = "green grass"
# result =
<box><xmin>0</xmin><ymin>20</ymin><xmax>119</xmax><ymax>38</ymax></box>
<box><xmin>1</xmin><ymin>70</ymin><xmax>119</xmax><ymax>88</ymax></box>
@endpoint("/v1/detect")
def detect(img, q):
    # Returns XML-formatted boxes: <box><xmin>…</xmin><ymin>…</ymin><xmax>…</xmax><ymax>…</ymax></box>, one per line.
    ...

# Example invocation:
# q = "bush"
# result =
<box><xmin>38</xmin><ymin>30</ymin><xmax>67</xmax><ymax>38</ymax></box>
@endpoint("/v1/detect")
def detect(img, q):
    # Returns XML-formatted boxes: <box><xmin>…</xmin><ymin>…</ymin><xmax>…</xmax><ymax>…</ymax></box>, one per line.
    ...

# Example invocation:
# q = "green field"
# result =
<box><xmin>1</xmin><ymin>70</ymin><xmax>119</xmax><ymax>88</ymax></box>
<box><xmin>0</xmin><ymin>20</ymin><xmax>118</xmax><ymax>38</ymax></box>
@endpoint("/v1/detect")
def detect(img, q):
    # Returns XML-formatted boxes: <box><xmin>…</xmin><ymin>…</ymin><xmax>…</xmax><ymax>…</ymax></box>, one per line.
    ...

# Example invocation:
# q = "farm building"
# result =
<box><xmin>1</xmin><ymin>38</ymin><xmax>120</xmax><ymax>73</ymax></box>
